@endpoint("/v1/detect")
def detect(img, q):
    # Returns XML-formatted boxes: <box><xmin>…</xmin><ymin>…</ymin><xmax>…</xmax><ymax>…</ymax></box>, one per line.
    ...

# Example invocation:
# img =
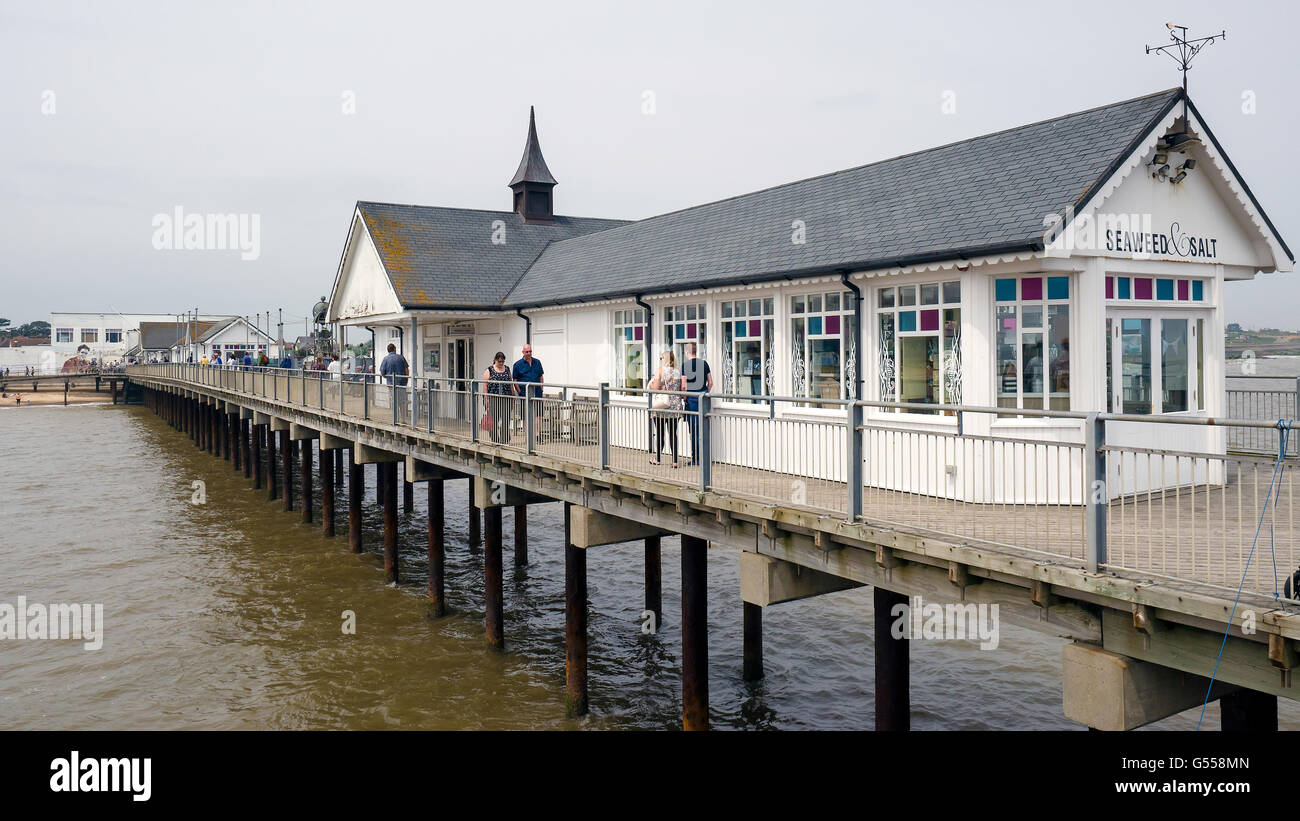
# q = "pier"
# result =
<box><xmin>128</xmin><ymin>364</ymin><xmax>1300</xmax><ymax>731</ymax></box>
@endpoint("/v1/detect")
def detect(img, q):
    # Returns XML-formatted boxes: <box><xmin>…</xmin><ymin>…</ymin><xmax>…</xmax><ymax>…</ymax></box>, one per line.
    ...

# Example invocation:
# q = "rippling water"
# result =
<box><xmin>2</xmin><ymin>402</ymin><xmax>1297</xmax><ymax>730</ymax></box>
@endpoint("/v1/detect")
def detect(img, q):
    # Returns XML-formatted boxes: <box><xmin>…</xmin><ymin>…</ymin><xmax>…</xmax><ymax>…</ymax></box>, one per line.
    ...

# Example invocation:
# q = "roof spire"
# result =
<box><xmin>509</xmin><ymin>106</ymin><xmax>557</xmax><ymax>223</ymax></box>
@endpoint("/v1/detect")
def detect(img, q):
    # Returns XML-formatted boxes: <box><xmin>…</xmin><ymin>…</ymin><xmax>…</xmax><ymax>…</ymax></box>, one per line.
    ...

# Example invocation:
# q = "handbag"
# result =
<box><xmin>652</xmin><ymin>394</ymin><xmax>670</xmax><ymax>410</ymax></box>
<box><xmin>480</xmin><ymin>407</ymin><xmax>493</xmax><ymax>431</ymax></box>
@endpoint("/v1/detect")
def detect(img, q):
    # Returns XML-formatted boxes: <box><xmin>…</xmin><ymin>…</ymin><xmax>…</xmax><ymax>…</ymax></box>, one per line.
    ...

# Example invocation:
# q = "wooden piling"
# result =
<box><xmin>280</xmin><ymin>428</ymin><xmax>293</xmax><ymax>510</ymax></box>
<box><xmin>874</xmin><ymin>586</ymin><xmax>910</xmax><ymax>731</ymax></box>
<box><xmin>681</xmin><ymin>534</ymin><xmax>709</xmax><ymax>731</ymax></box>
<box><xmin>427</xmin><ymin>478</ymin><xmax>445</xmax><ymax>617</ymax></box>
<box><xmin>565</xmin><ymin>502</ymin><xmax>587</xmax><ymax>716</ymax></box>
<box><xmin>403</xmin><ymin>466</ymin><xmax>413</xmax><ymax>514</ymax></box>
<box><xmin>513</xmin><ymin>504</ymin><xmax>528</xmax><ymax>566</ymax></box>
<box><xmin>468</xmin><ymin>479</ymin><xmax>480</xmax><ymax>548</ymax></box>
<box><xmin>382</xmin><ymin>461</ymin><xmax>398</xmax><ymax>584</ymax></box>
<box><xmin>242</xmin><ymin>418</ymin><xmax>251</xmax><ymax>479</ymax></box>
<box><xmin>349</xmin><ymin>451</ymin><xmax>363</xmax><ymax>555</ymax></box>
<box><xmin>222</xmin><ymin>412</ymin><xmax>231</xmax><ymax>461</ymax></box>
<box><xmin>267</xmin><ymin>424</ymin><xmax>278</xmax><ymax>500</ymax></box>
<box><xmin>231</xmin><ymin>415</ymin><xmax>240</xmax><ymax>470</ymax></box>
<box><xmin>321</xmin><ymin>446</ymin><xmax>335</xmax><ymax>538</ymax></box>
<box><xmin>252</xmin><ymin>424</ymin><xmax>263</xmax><ymax>489</ymax></box>
<box><xmin>645</xmin><ymin>536</ymin><xmax>662</xmax><ymax>626</ymax></box>
<box><xmin>484</xmin><ymin>505</ymin><xmax>504</xmax><ymax>649</ymax></box>
<box><xmin>300</xmin><ymin>439</ymin><xmax>313</xmax><ymax>525</ymax></box>
<box><xmin>334</xmin><ymin>448</ymin><xmax>343</xmax><ymax>489</ymax></box>
<box><xmin>743</xmin><ymin>602</ymin><xmax>764</xmax><ymax>682</ymax></box>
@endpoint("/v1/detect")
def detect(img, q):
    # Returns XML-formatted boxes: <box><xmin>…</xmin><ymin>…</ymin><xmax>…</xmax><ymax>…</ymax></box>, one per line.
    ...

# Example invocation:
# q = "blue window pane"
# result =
<box><xmin>1192</xmin><ymin>280</ymin><xmax>1204</xmax><ymax>301</ymax></box>
<box><xmin>624</xmin><ymin>327</ymin><xmax>632</xmax><ymax>341</ymax></box>
<box><xmin>675</xmin><ymin>324</ymin><xmax>685</xmax><ymax>339</ymax></box>
<box><xmin>1156</xmin><ymin>279</ymin><xmax>1174</xmax><ymax>300</ymax></box>
<box><xmin>995</xmin><ymin>278</ymin><xmax>1017</xmax><ymax>301</ymax></box>
<box><xmin>899</xmin><ymin>311</ymin><xmax>916</xmax><ymax>332</ymax></box>
<box><xmin>1047</xmin><ymin>276</ymin><xmax>1069</xmax><ymax>300</ymax></box>
<box><xmin>809</xmin><ymin>316</ymin><xmax>823</xmax><ymax>335</ymax></box>
<box><xmin>735</xmin><ymin>321</ymin><xmax>745</xmax><ymax>337</ymax></box>
<box><xmin>1117</xmin><ymin>277</ymin><xmax>1131</xmax><ymax>300</ymax></box>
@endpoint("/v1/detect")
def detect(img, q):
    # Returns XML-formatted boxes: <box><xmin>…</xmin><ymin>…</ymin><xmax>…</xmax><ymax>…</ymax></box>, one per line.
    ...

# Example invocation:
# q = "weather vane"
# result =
<box><xmin>1146</xmin><ymin>23</ymin><xmax>1225</xmax><ymax>166</ymax></box>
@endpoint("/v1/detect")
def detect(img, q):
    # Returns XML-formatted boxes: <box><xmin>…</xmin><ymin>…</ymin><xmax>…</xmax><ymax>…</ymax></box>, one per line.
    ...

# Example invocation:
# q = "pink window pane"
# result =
<box><xmin>686</xmin><ymin>323</ymin><xmax>696</xmax><ymax>338</ymax></box>
<box><xmin>1105</xmin><ymin>276</ymin><xmax>1114</xmax><ymax>299</ymax></box>
<box><xmin>1177</xmin><ymin>280</ymin><xmax>1189</xmax><ymax>300</ymax></box>
<box><xmin>920</xmin><ymin>309</ymin><xmax>939</xmax><ymax>332</ymax></box>
<box><xmin>1134</xmin><ymin>278</ymin><xmax>1153</xmax><ymax>300</ymax></box>
<box><xmin>748</xmin><ymin>319</ymin><xmax>761</xmax><ymax>337</ymax></box>
<box><xmin>825</xmin><ymin>315</ymin><xmax>840</xmax><ymax>335</ymax></box>
<box><xmin>1021</xmin><ymin>277</ymin><xmax>1043</xmax><ymax>300</ymax></box>
<box><xmin>633</xmin><ymin>326</ymin><xmax>643</xmax><ymax>341</ymax></box>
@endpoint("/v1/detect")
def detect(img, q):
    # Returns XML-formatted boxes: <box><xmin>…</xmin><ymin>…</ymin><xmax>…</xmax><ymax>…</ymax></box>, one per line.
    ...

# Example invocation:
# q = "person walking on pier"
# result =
<box><xmin>379</xmin><ymin>343</ymin><xmax>408</xmax><ymax>386</ymax></box>
<box><xmin>681</xmin><ymin>341</ymin><xmax>712</xmax><ymax>466</ymax></box>
<box><xmin>512</xmin><ymin>344</ymin><xmax>545</xmax><ymax>442</ymax></box>
<box><xmin>328</xmin><ymin>353</ymin><xmax>341</xmax><ymax>380</ymax></box>
<box><xmin>483</xmin><ymin>352</ymin><xmax>516</xmax><ymax>444</ymax></box>
<box><xmin>649</xmin><ymin>350</ymin><xmax>684</xmax><ymax>468</ymax></box>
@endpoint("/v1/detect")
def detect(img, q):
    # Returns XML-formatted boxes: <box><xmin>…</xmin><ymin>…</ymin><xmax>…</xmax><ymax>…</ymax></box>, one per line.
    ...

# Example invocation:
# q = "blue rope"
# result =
<box><xmin>1196</xmin><ymin>419</ymin><xmax>1291</xmax><ymax>729</ymax></box>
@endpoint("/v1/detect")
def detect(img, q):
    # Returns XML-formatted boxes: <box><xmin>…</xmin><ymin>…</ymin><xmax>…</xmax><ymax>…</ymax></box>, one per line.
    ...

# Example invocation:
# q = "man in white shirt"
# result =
<box><xmin>328</xmin><ymin>354</ymin><xmax>342</xmax><ymax>380</ymax></box>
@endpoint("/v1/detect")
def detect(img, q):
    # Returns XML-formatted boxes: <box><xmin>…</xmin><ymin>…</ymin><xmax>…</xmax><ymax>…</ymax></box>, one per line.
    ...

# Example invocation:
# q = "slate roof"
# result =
<box><xmin>138</xmin><ymin>321</ymin><xmax>219</xmax><ymax>350</ymax></box>
<box><xmin>503</xmin><ymin>88</ymin><xmax>1186</xmax><ymax>307</ymax></box>
<box><xmin>509</xmin><ymin>106</ymin><xmax>557</xmax><ymax>187</ymax></box>
<box><xmin>356</xmin><ymin>202</ymin><xmax>628</xmax><ymax>309</ymax></box>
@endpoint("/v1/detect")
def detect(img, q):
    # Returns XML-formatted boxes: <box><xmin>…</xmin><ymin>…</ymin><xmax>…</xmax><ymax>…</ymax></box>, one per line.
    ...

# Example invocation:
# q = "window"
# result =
<box><xmin>105</xmin><ymin>329</ymin><xmax>123</xmax><ymax>343</ymax></box>
<box><xmin>56</xmin><ymin>328</ymin><xmax>73</xmax><ymax>343</ymax></box>
<box><xmin>662</xmin><ymin>303</ymin><xmax>707</xmax><ymax>367</ymax></box>
<box><xmin>81</xmin><ymin>328</ymin><xmax>99</xmax><ymax>343</ymax></box>
<box><xmin>613</xmin><ymin>309</ymin><xmax>646</xmax><ymax>389</ymax></box>
<box><xmin>995</xmin><ymin>275</ymin><xmax>1070</xmax><ymax>410</ymax></box>
<box><xmin>878</xmin><ymin>281</ymin><xmax>960</xmax><ymax>412</ymax></box>
<box><xmin>791</xmin><ymin>290</ymin><xmax>857</xmax><ymax>402</ymax></box>
<box><xmin>1106</xmin><ymin>275</ymin><xmax>1204</xmax><ymax>303</ymax></box>
<box><xmin>720</xmin><ymin>297</ymin><xmax>774</xmax><ymax>401</ymax></box>
<box><xmin>1108</xmin><ymin>312</ymin><xmax>1202</xmax><ymax>414</ymax></box>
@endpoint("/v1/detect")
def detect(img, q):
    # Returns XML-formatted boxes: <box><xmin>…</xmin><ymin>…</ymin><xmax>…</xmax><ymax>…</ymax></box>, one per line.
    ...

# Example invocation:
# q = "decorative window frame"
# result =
<box><xmin>719</xmin><ymin>295</ymin><xmax>775</xmax><ymax>402</ymax></box>
<box><xmin>993</xmin><ymin>274</ymin><xmax>1072</xmax><ymax>412</ymax></box>
<box><xmin>788</xmin><ymin>288</ymin><xmax>858</xmax><ymax>404</ymax></box>
<box><xmin>612</xmin><ymin>307</ymin><xmax>647</xmax><ymax>390</ymax></box>
<box><xmin>876</xmin><ymin>279</ymin><xmax>962</xmax><ymax>413</ymax></box>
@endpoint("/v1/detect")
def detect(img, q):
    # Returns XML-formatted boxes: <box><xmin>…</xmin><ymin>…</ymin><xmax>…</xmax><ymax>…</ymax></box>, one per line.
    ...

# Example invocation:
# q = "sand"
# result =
<box><xmin>0</xmin><ymin>389</ymin><xmax>114</xmax><ymax>408</ymax></box>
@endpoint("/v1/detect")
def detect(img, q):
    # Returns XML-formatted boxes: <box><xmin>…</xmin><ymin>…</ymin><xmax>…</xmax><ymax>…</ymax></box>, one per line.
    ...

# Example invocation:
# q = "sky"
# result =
<box><xmin>1</xmin><ymin>0</ymin><xmax>1296</xmax><ymax>335</ymax></box>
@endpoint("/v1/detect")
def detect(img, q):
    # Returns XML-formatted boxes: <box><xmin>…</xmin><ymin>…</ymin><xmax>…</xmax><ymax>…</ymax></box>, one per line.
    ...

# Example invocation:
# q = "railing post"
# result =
<box><xmin>392</xmin><ymin>378</ymin><xmax>399</xmax><ymax>426</ymax></box>
<box><xmin>427</xmin><ymin>380</ymin><xmax>433</xmax><ymax>432</ymax></box>
<box><xmin>301</xmin><ymin>369</ymin><xmax>306</xmax><ymax>407</ymax></box>
<box><xmin>319</xmin><ymin>371</ymin><xmax>324</xmax><ymax>408</ymax></box>
<box><xmin>699</xmin><ymin>393</ymin><xmax>712</xmax><ymax>492</ymax></box>
<box><xmin>363</xmin><ymin>379</ymin><xmax>369</xmax><ymax>420</ymax></box>
<box><xmin>470</xmin><ymin>380</ymin><xmax>479</xmax><ymax>443</ymax></box>
<box><xmin>1084</xmin><ymin>412</ymin><xmax>1107</xmax><ymax>573</ymax></box>
<box><xmin>847</xmin><ymin>401</ymin><xmax>863</xmax><ymax>518</ymax></box>
<box><xmin>526</xmin><ymin>386</ymin><xmax>535</xmax><ymax>455</ymax></box>
<box><xmin>598</xmin><ymin>382</ymin><xmax>610</xmax><ymax>471</ymax></box>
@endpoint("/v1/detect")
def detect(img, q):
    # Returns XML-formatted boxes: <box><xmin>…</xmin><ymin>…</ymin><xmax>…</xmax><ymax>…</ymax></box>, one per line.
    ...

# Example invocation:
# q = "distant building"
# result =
<box><xmin>50</xmin><ymin>312</ymin><xmax>225</xmax><ymax>364</ymax></box>
<box><xmin>196</xmin><ymin>317</ymin><xmax>276</xmax><ymax>360</ymax></box>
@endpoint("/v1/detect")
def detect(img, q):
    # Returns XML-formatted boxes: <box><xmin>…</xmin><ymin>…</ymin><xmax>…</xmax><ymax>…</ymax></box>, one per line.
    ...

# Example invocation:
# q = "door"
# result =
<box><xmin>1108</xmin><ymin>310</ymin><xmax>1205</xmax><ymax>415</ymax></box>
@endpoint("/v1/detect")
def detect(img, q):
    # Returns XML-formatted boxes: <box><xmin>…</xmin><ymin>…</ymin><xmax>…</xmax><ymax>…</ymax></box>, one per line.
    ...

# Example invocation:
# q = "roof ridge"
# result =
<box><xmin>356</xmin><ymin>200</ymin><xmax>628</xmax><ymax>224</ymax></box>
<box><xmin>534</xmin><ymin>87</ymin><xmax>1184</xmax><ymax>240</ymax></box>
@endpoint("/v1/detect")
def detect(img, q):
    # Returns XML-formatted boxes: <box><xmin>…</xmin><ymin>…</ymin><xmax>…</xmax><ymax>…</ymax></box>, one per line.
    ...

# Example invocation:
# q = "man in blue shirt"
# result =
<box><xmin>681</xmin><ymin>342</ymin><xmax>713</xmax><ymax>466</ymax></box>
<box><xmin>512</xmin><ymin>344</ymin><xmax>544</xmax><ymax>441</ymax></box>
<box><xmin>379</xmin><ymin>343</ymin><xmax>409</xmax><ymax>386</ymax></box>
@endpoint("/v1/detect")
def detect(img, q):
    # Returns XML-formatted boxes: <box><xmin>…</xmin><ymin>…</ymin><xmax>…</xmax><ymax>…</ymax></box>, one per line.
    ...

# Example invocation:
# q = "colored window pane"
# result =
<box><xmin>624</xmin><ymin>327</ymin><xmax>632</xmax><ymax>341</ymax></box>
<box><xmin>899</xmin><ymin>311</ymin><xmax>916</xmax><ymax>332</ymax></box>
<box><xmin>920</xmin><ymin>309</ymin><xmax>939</xmax><ymax>332</ymax></box>
<box><xmin>633</xmin><ymin>326</ymin><xmax>643</xmax><ymax>341</ymax></box>
<box><xmin>825</xmin><ymin>315</ymin><xmax>840</xmax><ymax>336</ymax></box>
<box><xmin>1134</xmin><ymin>278</ymin><xmax>1153</xmax><ymax>300</ymax></box>
<box><xmin>1156</xmin><ymin>279</ymin><xmax>1174</xmax><ymax>300</ymax></box>
<box><xmin>1177</xmin><ymin>279</ymin><xmax>1189</xmax><ymax>300</ymax></box>
<box><xmin>749</xmin><ymin>319</ymin><xmax>761</xmax><ymax>337</ymax></box>
<box><xmin>675</xmin><ymin>324</ymin><xmax>685</xmax><ymax>339</ymax></box>
<box><xmin>1117</xmin><ymin>277</ymin><xmax>1131</xmax><ymax>299</ymax></box>
<box><xmin>995</xmin><ymin>279</ymin><xmax>1016</xmax><ymax>301</ymax></box>
<box><xmin>1048</xmin><ymin>276</ymin><xmax>1069</xmax><ymax>300</ymax></box>
<box><xmin>687</xmin><ymin>322</ymin><xmax>696</xmax><ymax>337</ymax></box>
<box><xmin>734</xmin><ymin>321</ymin><xmax>744</xmax><ymax>337</ymax></box>
<box><xmin>1021</xmin><ymin>277</ymin><xmax>1043</xmax><ymax>301</ymax></box>
<box><xmin>1192</xmin><ymin>280</ymin><xmax>1203</xmax><ymax>301</ymax></box>
<box><xmin>809</xmin><ymin>316</ymin><xmax>823</xmax><ymax>335</ymax></box>
<box><xmin>1106</xmin><ymin>276</ymin><xmax>1114</xmax><ymax>299</ymax></box>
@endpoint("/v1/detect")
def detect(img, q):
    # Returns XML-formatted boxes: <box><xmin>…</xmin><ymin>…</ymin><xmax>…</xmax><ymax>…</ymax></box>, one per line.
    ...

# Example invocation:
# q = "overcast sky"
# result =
<box><xmin>2</xmin><ymin>0</ymin><xmax>1296</xmax><ymax>333</ymax></box>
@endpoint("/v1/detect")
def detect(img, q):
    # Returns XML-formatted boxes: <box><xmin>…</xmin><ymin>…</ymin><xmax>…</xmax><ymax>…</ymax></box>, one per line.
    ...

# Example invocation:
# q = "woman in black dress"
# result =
<box><xmin>483</xmin><ymin>352</ymin><xmax>516</xmax><ymax>444</ymax></box>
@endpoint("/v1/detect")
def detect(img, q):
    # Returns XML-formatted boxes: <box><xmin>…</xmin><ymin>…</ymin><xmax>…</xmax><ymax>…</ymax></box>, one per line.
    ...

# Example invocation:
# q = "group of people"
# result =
<box><xmin>649</xmin><ymin>342</ymin><xmax>711</xmax><ymax>468</ymax></box>
<box><xmin>481</xmin><ymin>344</ymin><xmax>545</xmax><ymax>444</ymax></box>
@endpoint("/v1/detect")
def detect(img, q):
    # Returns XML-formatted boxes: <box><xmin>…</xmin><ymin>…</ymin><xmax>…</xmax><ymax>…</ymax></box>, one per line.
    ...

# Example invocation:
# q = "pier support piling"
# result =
<box><xmin>229</xmin><ymin>413</ymin><xmax>239</xmax><ymax>469</ymax></box>
<box><xmin>681</xmin><ymin>534</ymin><xmax>709</xmax><ymax>731</ymax></box>
<box><xmin>514</xmin><ymin>504</ymin><xmax>528</xmax><ymax>566</ymax></box>
<box><xmin>1220</xmin><ymin>689</ymin><xmax>1278</xmax><ymax>732</ymax></box>
<box><xmin>484</xmin><ymin>505</ymin><xmax>504</xmax><ymax>649</ymax></box>
<box><xmin>427</xmin><ymin>478</ymin><xmax>445</xmax><ymax>617</ymax></box>
<box><xmin>241</xmin><ymin>418</ymin><xmax>251</xmax><ymax>479</ymax></box>
<box><xmin>382</xmin><ymin>461</ymin><xmax>398</xmax><ymax>584</ymax></box>
<box><xmin>403</xmin><ymin>466</ymin><xmax>413</xmax><ymax>514</ymax></box>
<box><xmin>222</xmin><ymin>411</ymin><xmax>232</xmax><ymax>461</ymax></box>
<box><xmin>300</xmin><ymin>439</ymin><xmax>313</xmax><ymax>525</ymax></box>
<box><xmin>267</xmin><ymin>424</ymin><xmax>278</xmax><ymax>500</ymax></box>
<box><xmin>280</xmin><ymin>428</ymin><xmax>293</xmax><ymax>511</ymax></box>
<box><xmin>874</xmin><ymin>586</ymin><xmax>910</xmax><ymax>731</ymax></box>
<box><xmin>468</xmin><ymin>479</ymin><xmax>481</xmax><ymax>548</ymax></box>
<box><xmin>743</xmin><ymin>602</ymin><xmax>763</xmax><ymax>682</ymax></box>
<box><xmin>349</xmin><ymin>451</ymin><xmax>363</xmax><ymax>554</ymax></box>
<box><xmin>565</xmin><ymin>502</ymin><xmax>588</xmax><ymax>716</ymax></box>
<box><xmin>334</xmin><ymin>448</ymin><xmax>344</xmax><ymax>489</ymax></box>
<box><xmin>645</xmin><ymin>536</ymin><xmax>662</xmax><ymax>626</ymax></box>
<box><xmin>321</xmin><ymin>445</ymin><xmax>334</xmax><ymax>537</ymax></box>
<box><xmin>253</xmin><ymin>424</ymin><xmax>264</xmax><ymax>490</ymax></box>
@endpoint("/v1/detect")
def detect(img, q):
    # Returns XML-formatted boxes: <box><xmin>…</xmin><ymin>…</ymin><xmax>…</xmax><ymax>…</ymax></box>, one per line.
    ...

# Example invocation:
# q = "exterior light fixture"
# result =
<box><xmin>1170</xmin><ymin>170</ymin><xmax>1188</xmax><ymax>184</ymax></box>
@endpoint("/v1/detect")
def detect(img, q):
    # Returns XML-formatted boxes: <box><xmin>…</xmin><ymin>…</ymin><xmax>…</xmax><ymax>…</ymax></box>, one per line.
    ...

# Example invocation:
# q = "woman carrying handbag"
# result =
<box><xmin>482</xmin><ymin>351</ymin><xmax>516</xmax><ymax>444</ymax></box>
<box><xmin>649</xmin><ymin>350</ymin><xmax>684</xmax><ymax>467</ymax></box>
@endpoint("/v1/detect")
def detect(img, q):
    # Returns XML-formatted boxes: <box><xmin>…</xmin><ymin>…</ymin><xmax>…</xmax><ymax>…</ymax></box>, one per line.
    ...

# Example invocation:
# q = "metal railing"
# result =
<box><xmin>1226</xmin><ymin>375</ymin><xmax>1300</xmax><ymax>456</ymax></box>
<box><xmin>128</xmin><ymin>363</ymin><xmax>1300</xmax><ymax>605</ymax></box>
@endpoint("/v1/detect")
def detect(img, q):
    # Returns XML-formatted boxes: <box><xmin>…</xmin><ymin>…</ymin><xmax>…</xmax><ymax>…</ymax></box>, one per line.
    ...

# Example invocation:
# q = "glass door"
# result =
<box><xmin>1108</xmin><ymin>310</ymin><xmax>1204</xmax><ymax>415</ymax></box>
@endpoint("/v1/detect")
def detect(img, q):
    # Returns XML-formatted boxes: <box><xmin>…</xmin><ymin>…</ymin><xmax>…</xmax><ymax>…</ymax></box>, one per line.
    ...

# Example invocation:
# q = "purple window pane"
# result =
<box><xmin>1134</xmin><ymin>278</ymin><xmax>1153</xmax><ymax>300</ymax></box>
<box><xmin>687</xmin><ymin>322</ymin><xmax>696</xmax><ymax>338</ymax></box>
<box><xmin>1105</xmin><ymin>276</ymin><xmax>1114</xmax><ymax>299</ymax></box>
<box><xmin>749</xmin><ymin>319</ymin><xmax>761</xmax><ymax>337</ymax></box>
<box><xmin>920</xmin><ymin>309</ymin><xmax>939</xmax><ymax>332</ymax></box>
<box><xmin>1021</xmin><ymin>277</ymin><xmax>1043</xmax><ymax>301</ymax></box>
<box><xmin>825</xmin><ymin>315</ymin><xmax>840</xmax><ymax>335</ymax></box>
<box><xmin>633</xmin><ymin>326</ymin><xmax>643</xmax><ymax>341</ymax></box>
<box><xmin>1177</xmin><ymin>279</ymin><xmax>1189</xmax><ymax>300</ymax></box>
